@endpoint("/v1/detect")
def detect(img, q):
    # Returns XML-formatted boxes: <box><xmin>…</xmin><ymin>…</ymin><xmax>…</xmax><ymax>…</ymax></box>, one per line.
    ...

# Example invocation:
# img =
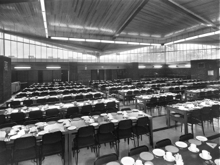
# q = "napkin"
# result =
<box><xmin>0</xmin><ymin>131</ymin><xmax>6</xmax><ymax>140</ymax></box>
<box><xmin>206</xmin><ymin>142</ymin><xmax>217</xmax><ymax>149</ymax></box>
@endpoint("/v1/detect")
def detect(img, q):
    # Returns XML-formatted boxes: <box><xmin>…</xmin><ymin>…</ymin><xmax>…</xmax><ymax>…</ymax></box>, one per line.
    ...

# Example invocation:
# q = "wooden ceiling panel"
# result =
<box><xmin>46</xmin><ymin>0</ymin><xmax>144</xmax><ymax>37</ymax></box>
<box><xmin>174</xmin><ymin>0</ymin><xmax>220</xmax><ymax>24</ymax></box>
<box><xmin>123</xmin><ymin>0</ymin><xmax>201</xmax><ymax>36</ymax></box>
<box><xmin>0</xmin><ymin>1</ymin><xmax>45</xmax><ymax>36</ymax></box>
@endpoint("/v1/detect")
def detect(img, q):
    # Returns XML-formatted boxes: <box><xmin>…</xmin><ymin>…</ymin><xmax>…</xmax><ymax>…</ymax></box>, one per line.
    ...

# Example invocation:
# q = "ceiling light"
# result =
<box><xmin>14</xmin><ymin>66</ymin><xmax>31</xmax><ymax>69</ymax></box>
<box><xmin>68</xmin><ymin>25</ymin><xmax>84</xmax><ymax>29</ymax></box>
<box><xmin>139</xmin><ymin>43</ymin><xmax>151</xmax><ymax>45</ymax></box>
<box><xmin>168</xmin><ymin>65</ymin><xmax>177</xmax><ymax>68</ymax></box>
<box><xmin>101</xmin><ymin>40</ymin><xmax>115</xmax><ymax>43</ymax></box>
<box><xmin>85</xmin><ymin>27</ymin><xmax>99</xmax><ymax>31</ymax></box>
<box><xmin>85</xmin><ymin>39</ymin><xmax>100</xmax><ymax>42</ymax></box>
<box><xmin>51</xmin><ymin>37</ymin><xmax>68</xmax><ymax>40</ymax></box>
<box><xmin>128</xmin><ymin>42</ymin><xmax>140</xmax><ymax>45</ymax></box>
<box><xmin>185</xmin><ymin>64</ymin><xmax>191</xmax><ymax>68</ymax></box>
<box><xmin>40</xmin><ymin>0</ymin><xmax>48</xmax><ymax>38</ymax></box>
<box><xmin>46</xmin><ymin>66</ymin><xmax>61</xmax><ymax>69</ymax></box>
<box><xmin>114</xmin><ymin>41</ymin><xmax>127</xmax><ymax>44</ymax></box>
<box><xmin>138</xmin><ymin>65</ymin><xmax>146</xmax><ymax>69</ymax></box>
<box><xmin>154</xmin><ymin>65</ymin><xmax>162</xmax><ymax>68</ymax></box>
<box><xmin>69</xmin><ymin>38</ymin><xmax>85</xmax><ymax>41</ymax></box>
<box><xmin>185</xmin><ymin>36</ymin><xmax>198</xmax><ymax>40</ymax></box>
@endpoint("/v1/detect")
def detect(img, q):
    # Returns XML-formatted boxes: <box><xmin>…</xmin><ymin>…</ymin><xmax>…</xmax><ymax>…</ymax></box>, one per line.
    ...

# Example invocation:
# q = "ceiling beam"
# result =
<box><xmin>0</xmin><ymin>0</ymin><xmax>37</xmax><ymax>4</ymax></box>
<box><xmin>162</xmin><ymin>0</ymin><xmax>219</xmax><ymax>30</ymax></box>
<box><xmin>0</xmin><ymin>29</ymin><xmax>101</xmax><ymax>52</ymax></box>
<box><xmin>112</xmin><ymin>0</ymin><xmax>150</xmax><ymax>39</ymax></box>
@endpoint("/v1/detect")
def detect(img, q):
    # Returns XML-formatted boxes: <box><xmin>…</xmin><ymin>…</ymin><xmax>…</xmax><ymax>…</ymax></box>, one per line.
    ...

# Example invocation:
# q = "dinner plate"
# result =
<box><xmin>35</xmin><ymin>122</ymin><xmax>46</xmax><ymax>127</ymax></box>
<box><xmin>10</xmin><ymin>134</ymin><xmax>20</xmax><ymax>140</ymax></box>
<box><xmin>163</xmin><ymin>155</ymin><xmax>175</xmax><ymax>162</ymax></box>
<box><xmin>121</xmin><ymin>156</ymin><xmax>135</xmax><ymax>165</ymax></box>
<box><xmin>175</xmin><ymin>141</ymin><xmax>188</xmax><ymax>148</ymax></box>
<box><xmin>188</xmin><ymin>139</ymin><xmax>202</xmax><ymax>145</ymax></box>
<box><xmin>188</xmin><ymin>147</ymin><xmax>199</xmax><ymax>153</ymax></box>
<box><xmin>165</xmin><ymin>145</ymin><xmax>179</xmax><ymax>153</ymax></box>
<box><xmin>58</xmin><ymin>119</ymin><xmax>69</xmax><ymax>123</ymax></box>
<box><xmin>106</xmin><ymin>162</ymin><xmax>120</xmax><ymax>165</ymax></box>
<box><xmin>38</xmin><ymin>131</ymin><xmax>48</xmax><ymax>136</ymax></box>
<box><xmin>152</xmin><ymin>149</ymin><xmax>165</xmax><ymax>157</ymax></box>
<box><xmin>111</xmin><ymin>119</ymin><xmax>118</xmax><ymax>123</ymax></box>
<box><xmin>8</xmin><ymin>131</ymin><xmax>17</xmax><ymax>136</ymax></box>
<box><xmin>214</xmin><ymin>159</ymin><xmax>220</xmax><ymax>165</ymax></box>
<box><xmin>72</xmin><ymin>118</ymin><xmax>81</xmax><ymax>121</ymax></box>
<box><xmin>90</xmin><ymin>123</ymin><xmax>98</xmax><ymax>126</ymax></box>
<box><xmin>81</xmin><ymin>116</ymin><xmax>89</xmax><ymax>119</ymax></box>
<box><xmin>139</xmin><ymin>152</ymin><xmax>154</xmax><ymax>161</ymax></box>
<box><xmin>128</xmin><ymin>116</ymin><xmax>137</xmax><ymax>120</ymax></box>
<box><xmin>199</xmin><ymin>153</ymin><xmax>212</xmax><ymax>160</ymax></box>
<box><xmin>67</xmin><ymin>126</ymin><xmax>76</xmax><ymax>130</ymax></box>
<box><xmin>144</xmin><ymin>161</ymin><xmax>154</xmax><ymax>165</ymax></box>
<box><xmin>47</xmin><ymin>121</ymin><xmax>57</xmax><ymax>125</ymax></box>
<box><xmin>132</xmin><ymin>109</ymin><xmax>139</xmax><ymax>112</ymax></box>
<box><xmin>12</xmin><ymin>125</ymin><xmax>23</xmax><ymax>129</ymax></box>
<box><xmin>100</xmin><ymin>113</ymin><xmax>107</xmax><ymax>116</ymax></box>
<box><xmin>196</xmin><ymin>136</ymin><xmax>208</xmax><ymax>142</ymax></box>
<box><xmin>117</xmin><ymin>111</ymin><xmax>123</xmax><ymax>114</ymax></box>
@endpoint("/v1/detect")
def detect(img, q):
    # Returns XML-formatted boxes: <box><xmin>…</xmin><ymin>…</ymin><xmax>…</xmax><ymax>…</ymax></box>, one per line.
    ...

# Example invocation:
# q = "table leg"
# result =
<box><xmin>135</xmin><ymin>98</ymin><xmax>137</xmax><ymax>109</ymax></box>
<box><xmin>167</xmin><ymin>107</ymin><xmax>170</xmax><ymax>127</ymax></box>
<box><xmin>149</xmin><ymin>117</ymin><xmax>154</xmax><ymax>147</ymax></box>
<box><xmin>183</xmin><ymin>112</ymin><xmax>188</xmax><ymax>134</ymax></box>
<box><xmin>64</xmin><ymin>134</ymin><xmax>68</xmax><ymax>165</ymax></box>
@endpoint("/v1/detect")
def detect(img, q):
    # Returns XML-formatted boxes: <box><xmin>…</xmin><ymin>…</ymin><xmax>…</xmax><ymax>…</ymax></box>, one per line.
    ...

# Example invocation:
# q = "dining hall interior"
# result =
<box><xmin>0</xmin><ymin>0</ymin><xmax>220</xmax><ymax>165</ymax></box>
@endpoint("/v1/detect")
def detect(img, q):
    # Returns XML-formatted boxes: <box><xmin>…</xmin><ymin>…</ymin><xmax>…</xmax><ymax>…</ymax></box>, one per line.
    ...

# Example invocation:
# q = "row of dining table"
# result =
<box><xmin>0</xmin><ymin>109</ymin><xmax>153</xmax><ymax>165</ymax></box>
<box><xmin>6</xmin><ymin>91</ymin><xmax>104</xmax><ymax>107</ymax></box>
<box><xmin>185</xmin><ymin>88</ymin><xmax>219</xmax><ymax>101</ymax></box>
<box><xmin>107</xmin><ymin>136</ymin><xmax>220</xmax><ymax>165</ymax></box>
<box><xmin>166</xmin><ymin>99</ymin><xmax>220</xmax><ymax>134</ymax></box>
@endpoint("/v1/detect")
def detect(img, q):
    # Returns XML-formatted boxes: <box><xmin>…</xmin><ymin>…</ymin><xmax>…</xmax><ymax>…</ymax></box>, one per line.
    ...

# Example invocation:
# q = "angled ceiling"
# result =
<box><xmin>0</xmin><ymin>0</ymin><xmax>219</xmax><ymax>56</ymax></box>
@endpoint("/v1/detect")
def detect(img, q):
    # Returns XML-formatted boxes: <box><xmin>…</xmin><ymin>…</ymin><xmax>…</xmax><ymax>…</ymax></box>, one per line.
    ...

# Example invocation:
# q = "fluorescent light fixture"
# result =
<box><xmin>101</xmin><ymin>40</ymin><xmax>115</xmax><ymax>43</ymax></box>
<box><xmin>46</xmin><ymin>66</ymin><xmax>61</xmax><ymax>69</ymax></box>
<box><xmin>14</xmin><ymin>66</ymin><xmax>31</xmax><ymax>69</ymax></box>
<box><xmin>69</xmin><ymin>38</ymin><xmax>85</xmax><ymax>41</ymax></box>
<box><xmin>168</xmin><ymin>65</ymin><xmax>177</xmax><ymax>68</ymax></box>
<box><xmin>185</xmin><ymin>64</ymin><xmax>191</xmax><ymax>68</ymax></box>
<box><xmin>138</xmin><ymin>65</ymin><xmax>146</xmax><ymax>69</ymax></box>
<box><xmin>40</xmin><ymin>0</ymin><xmax>48</xmax><ymax>38</ymax></box>
<box><xmin>154</xmin><ymin>65</ymin><xmax>162</xmax><ymax>68</ymax></box>
<box><xmin>139</xmin><ymin>43</ymin><xmax>151</xmax><ymax>45</ymax></box>
<box><xmin>114</xmin><ymin>41</ymin><xmax>127</xmax><ymax>44</ymax></box>
<box><xmin>128</xmin><ymin>42</ymin><xmax>140</xmax><ymax>45</ymax></box>
<box><xmin>85</xmin><ymin>27</ymin><xmax>99</xmax><ymax>31</ymax></box>
<box><xmin>185</xmin><ymin>36</ymin><xmax>198</xmax><ymax>40</ymax></box>
<box><xmin>100</xmin><ymin>28</ymin><xmax>114</xmax><ymax>33</ymax></box>
<box><xmin>85</xmin><ymin>39</ymin><xmax>100</xmax><ymax>42</ymax></box>
<box><xmin>51</xmin><ymin>37</ymin><xmax>68</xmax><ymax>40</ymax></box>
<box><xmin>68</xmin><ymin>25</ymin><xmax>84</xmax><ymax>29</ymax></box>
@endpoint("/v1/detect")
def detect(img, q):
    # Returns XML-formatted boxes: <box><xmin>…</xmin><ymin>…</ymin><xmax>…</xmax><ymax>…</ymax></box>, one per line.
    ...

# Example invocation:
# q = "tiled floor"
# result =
<box><xmin>17</xmin><ymin>102</ymin><xmax>220</xmax><ymax>165</ymax></box>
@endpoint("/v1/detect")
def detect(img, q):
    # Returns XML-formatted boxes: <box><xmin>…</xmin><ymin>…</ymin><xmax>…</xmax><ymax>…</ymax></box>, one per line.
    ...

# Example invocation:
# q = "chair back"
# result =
<box><xmin>42</xmin><ymin>131</ymin><xmax>63</xmax><ymax>144</ymax></box>
<box><xmin>179</xmin><ymin>133</ymin><xmax>194</xmax><ymax>141</ymax></box>
<box><xmin>66</xmin><ymin>107</ymin><xmax>80</xmax><ymax>118</ymax></box>
<box><xmin>98</xmin><ymin>123</ymin><xmax>115</xmax><ymax>134</ymax></box>
<box><xmin>77</xmin><ymin>126</ymin><xmax>95</xmax><ymax>138</ymax></box>
<box><xmin>0</xmin><ymin>115</ymin><xmax>6</xmax><ymax>124</ymax></box>
<box><xmin>81</xmin><ymin>105</ymin><xmax>92</xmax><ymax>115</ymax></box>
<box><xmin>155</xmin><ymin>138</ymin><xmax>172</xmax><ymax>148</ymax></box>
<box><xmin>29</xmin><ymin>110</ymin><xmax>43</xmax><ymax>119</ymax></box>
<box><xmin>10</xmin><ymin>112</ymin><xmax>26</xmax><ymax>123</ymax></box>
<box><xmin>45</xmin><ymin>108</ymin><xmax>60</xmax><ymax>117</ymax></box>
<box><xmin>118</xmin><ymin>119</ymin><xmax>132</xmax><ymax>130</ymax></box>
<box><xmin>94</xmin><ymin>153</ymin><xmax>118</xmax><ymax>165</ymax></box>
<box><xmin>129</xmin><ymin>145</ymin><xmax>149</xmax><ymax>156</ymax></box>
<box><xmin>14</xmin><ymin>136</ymin><xmax>36</xmax><ymax>150</ymax></box>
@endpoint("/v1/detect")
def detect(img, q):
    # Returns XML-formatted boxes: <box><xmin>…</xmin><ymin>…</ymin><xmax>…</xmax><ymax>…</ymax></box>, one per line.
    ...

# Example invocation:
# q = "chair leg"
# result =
<box><xmin>201</xmin><ymin>122</ymin><xmax>205</xmax><ymax>136</ymax></box>
<box><xmin>191</xmin><ymin>124</ymin><xmax>194</xmax><ymax>135</ymax></box>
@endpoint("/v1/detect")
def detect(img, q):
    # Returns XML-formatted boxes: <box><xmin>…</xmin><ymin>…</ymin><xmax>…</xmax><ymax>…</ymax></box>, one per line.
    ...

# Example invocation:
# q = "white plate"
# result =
<box><xmin>90</xmin><ymin>123</ymin><xmax>98</xmax><ymax>126</ymax></box>
<box><xmin>199</xmin><ymin>153</ymin><xmax>212</xmax><ymax>160</ymax></box>
<box><xmin>10</xmin><ymin>134</ymin><xmax>20</xmax><ymax>140</ymax></box>
<box><xmin>81</xmin><ymin>116</ymin><xmax>89</xmax><ymax>119</ymax></box>
<box><xmin>12</xmin><ymin>125</ymin><xmax>23</xmax><ymax>129</ymax></box>
<box><xmin>175</xmin><ymin>141</ymin><xmax>188</xmax><ymax>148</ymax></box>
<box><xmin>196</xmin><ymin>136</ymin><xmax>208</xmax><ymax>142</ymax></box>
<box><xmin>188</xmin><ymin>147</ymin><xmax>199</xmax><ymax>153</ymax></box>
<box><xmin>67</xmin><ymin>126</ymin><xmax>76</xmax><ymax>130</ymax></box>
<box><xmin>152</xmin><ymin>149</ymin><xmax>165</xmax><ymax>157</ymax></box>
<box><xmin>163</xmin><ymin>155</ymin><xmax>175</xmax><ymax>162</ymax></box>
<box><xmin>38</xmin><ymin>131</ymin><xmax>48</xmax><ymax>136</ymax></box>
<box><xmin>128</xmin><ymin>117</ymin><xmax>137</xmax><ymax>120</ymax></box>
<box><xmin>111</xmin><ymin>119</ymin><xmax>118</xmax><ymax>123</ymax></box>
<box><xmin>132</xmin><ymin>109</ymin><xmax>139</xmax><ymax>112</ymax></box>
<box><xmin>117</xmin><ymin>111</ymin><xmax>123</xmax><ymax>114</ymax></box>
<box><xmin>100</xmin><ymin>113</ymin><xmax>107</xmax><ymax>116</ymax></box>
<box><xmin>58</xmin><ymin>119</ymin><xmax>69</xmax><ymax>123</ymax></box>
<box><xmin>35</xmin><ymin>122</ymin><xmax>46</xmax><ymax>127</ymax></box>
<box><xmin>121</xmin><ymin>156</ymin><xmax>135</xmax><ymax>165</ymax></box>
<box><xmin>214</xmin><ymin>159</ymin><xmax>220</xmax><ymax>165</ymax></box>
<box><xmin>8</xmin><ymin>131</ymin><xmax>17</xmax><ymax>136</ymax></box>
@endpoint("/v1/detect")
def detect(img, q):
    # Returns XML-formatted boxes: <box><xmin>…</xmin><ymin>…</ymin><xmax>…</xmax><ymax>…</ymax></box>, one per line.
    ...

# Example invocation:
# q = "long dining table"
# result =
<box><xmin>114</xmin><ymin>138</ymin><xmax>220</xmax><ymax>165</ymax></box>
<box><xmin>0</xmin><ymin>109</ymin><xmax>153</xmax><ymax>165</ymax></box>
<box><xmin>166</xmin><ymin>99</ymin><xmax>220</xmax><ymax>134</ymax></box>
